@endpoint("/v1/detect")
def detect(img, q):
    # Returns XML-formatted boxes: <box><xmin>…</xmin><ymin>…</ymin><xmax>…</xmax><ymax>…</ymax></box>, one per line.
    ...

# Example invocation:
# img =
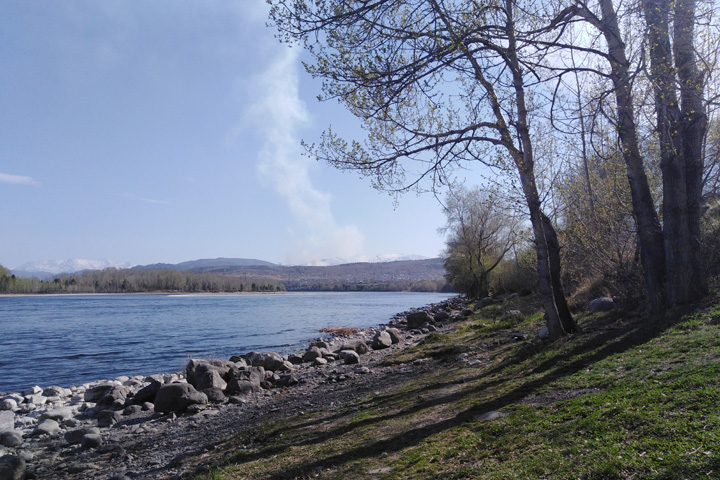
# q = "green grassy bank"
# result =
<box><xmin>196</xmin><ymin>293</ymin><xmax>720</xmax><ymax>480</ymax></box>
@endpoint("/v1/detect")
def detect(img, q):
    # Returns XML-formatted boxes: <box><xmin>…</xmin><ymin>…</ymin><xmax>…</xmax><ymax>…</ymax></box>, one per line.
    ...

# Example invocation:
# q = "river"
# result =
<box><xmin>0</xmin><ymin>291</ymin><xmax>452</xmax><ymax>393</ymax></box>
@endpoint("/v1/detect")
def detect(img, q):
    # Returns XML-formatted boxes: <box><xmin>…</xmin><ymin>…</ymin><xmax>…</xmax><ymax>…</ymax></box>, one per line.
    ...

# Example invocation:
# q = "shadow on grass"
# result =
<box><xmin>202</xmin><ymin>308</ymin><xmax>685</xmax><ymax>479</ymax></box>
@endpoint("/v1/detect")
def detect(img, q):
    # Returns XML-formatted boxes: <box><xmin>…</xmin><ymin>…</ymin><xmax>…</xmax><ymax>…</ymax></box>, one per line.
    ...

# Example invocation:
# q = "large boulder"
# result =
<box><xmin>385</xmin><ymin>327</ymin><xmax>402</xmax><ymax>344</ymax></box>
<box><xmin>32</xmin><ymin>419</ymin><xmax>60</xmax><ymax>436</ymax></box>
<box><xmin>0</xmin><ymin>455</ymin><xmax>25</xmax><ymax>480</ymax></box>
<box><xmin>302</xmin><ymin>347</ymin><xmax>323</xmax><ymax>363</ymax></box>
<box><xmin>186</xmin><ymin>359</ymin><xmax>234</xmax><ymax>385</ymax></box>
<box><xmin>371</xmin><ymin>331</ymin><xmax>392</xmax><ymax>350</ymax></box>
<box><xmin>588</xmin><ymin>297</ymin><xmax>615</xmax><ymax>312</ymax></box>
<box><xmin>154</xmin><ymin>383</ymin><xmax>207</xmax><ymax>414</ymax></box>
<box><xmin>406</xmin><ymin>311</ymin><xmax>434</xmax><ymax>329</ymax></box>
<box><xmin>245</xmin><ymin>352</ymin><xmax>287</xmax><ymax>372</ymax></box>
<box><xmin>338</xmin><ymin>350</ymin><xmax>360</xmax><ymax>365</ymax></box>
<box><xmin>84</xmin><ymin>383</ymin><xmax>116</xmax><ymax>403</ymax></box>
<box><xmin>132</xmin><ymin>378</ymin><xmax>163</xmax><ymax>404</ymax></box>
<box><xmin>201</xmin><ymin>387</ymin><xmax>227</xmax><ymax>404</ymax></box>
<box><xmin>39</xmin><ymin>406</ymin><xmax>74</xmax><ymax>422</ymax></box>
<box><xmin>225</xmin><ymin>367</ymin><xmax>264</xmax><ymax>396</ymax></box>
<box><xmin>194</xmin><ymin>368</ymin><xmax>227</xmax><ymax>391</ymax></box>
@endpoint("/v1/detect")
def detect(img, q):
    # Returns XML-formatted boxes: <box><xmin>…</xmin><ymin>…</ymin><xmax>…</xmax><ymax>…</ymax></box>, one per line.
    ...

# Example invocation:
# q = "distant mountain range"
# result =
<box><xmin>11</xmin><ymin>259</ymin><xmax>135</xmax><ymax>279</ymax></box>
<box><xmin>9</xmin><ymin>255</ymin><xmax>438</xmax><ymax>280</ymax></box>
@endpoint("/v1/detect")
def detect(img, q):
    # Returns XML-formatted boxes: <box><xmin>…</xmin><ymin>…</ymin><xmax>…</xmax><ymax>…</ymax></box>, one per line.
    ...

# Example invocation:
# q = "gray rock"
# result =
<box><xmin>477</xmin><ymin>297</ymin><xmax>495</xmax><ymax>309</ymax></box>
<box><xmin>25</xmin><ymin>394</ymin><xmax>46</xmax><ymax>406</ymax></box>
<box><xmin>22</xmin><ymin>386</ymin><xmax>42</xmax><ymax>396</ymax></box>
<box><xmin>539</xmin><ymin>327</ymin><xmax>550</xmax><ymax>339</ymax></box>
<box><xmin>311</xmin><ymin>340</ymin><xmax>330</xmax><ymax>350</ymax></box>
<box><xmin>385</xmin><ymin>327</ymin><xmax>402</xmax><ymax>344</ymax></box>
<box><xmin>178</xmin><ymin>390</ymin><xmax>208</xmax><ymax>412</ymax></box>
<box><xmin>194</xmin><ymin>368</ymin><xmax>227</xmax><ymax>391</ymax></box>
<box><xmin>154</xmin><ymin>383</ymin><xmax>207</xmax><ymax>414</ymax></box>
<box><xmin>275</xmin><ymin>374</ymin><xmax>300</xmax><ymax>388</ymax></box>
<box><xmin>313</xmin><ymin>357</ymin><xmax>328</xmax><ymax>366</ymax></box>
<box><xmin>123</xmin><ymin>404</ymin><xmax>143</xmax><ymax>415</ymax></box>
<box><xmin>84</xmin><ymin>383</ymin><xmax>116</xmax><ymax>403</ymax></box>
<box><xmin>245</xmin><ymin>352</ymin><xmax>287</xmax><ymax>371</ymax></box>
<box><xmin>96</xmin><ymin>385</ymin><xmax>129</xmax><ymax>409</ymax></box>
<box><xmin>39</xmin><ymin>406</ymin><xmax>74</xmax><ymax>421</ymax></box>
<box><xmin>406</xmin><ymin>311</ymin><xmax>434</xmax><ymax>329</ymax></box>
<box><xmin>200</xmin><ymin>387</ymin><xmax>226</xmax><ymax>404</ymax></box>
<box><xmin>65</xmin><ymin>427</ymin><xmax>100</xmax><ymax>445</ymax></box>
<box><xmin>337</xmin><ymin>340</ymin><xmax>369</xmax><ymax>355</ymax></box>
<box><xmin>339</xmin><ymin>350</ymin><xmax>360</xmax><ymax>365</ymax></box>
<box><xmin>433</xmin><ymin>310</ymin><xmax>450</xmax><ymax>321</ymax></box>
<box><xmin>371</xmin><ymin>331</ymin><xmax>392</xmax><ymax>350</ymax></box>
<box><xmin>33</xmin><ymin>419</ymin><xmax>60</xmax><ymax>436</ymax></box>
<box><xmin>461</xmin><ymin>308</ymin><xmax>474</xmax><ymax>316</ymax></box>
<box><xmin>0</xmin><ymin>411</ymin><xmax>14</xmax><ymax>432</ymax></box>
<box><xmin>0</xmin><ymin>399</ymin><xmax>17</xmax><ymax>411</ymax></box>
<box><xmin>302</xmin><ymin>347</ymin><xmax>323</xmax><ymax>363</ymax></box>
<box><xmin>287</xmin><ymin>353</ymin><xmax>304</xmax><ymax>365</ymax></box>
<box><xmin>81</xmin><ymin>433</ymin><xmax>103</xmax><ymax>449</ymax></box>
<box><xmin>0</xmin><ymin>455</ymin><xmax>25</xmax><ymax>480</ymax></box>
<box><xmin>132</xmin><ymin>378</ymin><xmax>162</xmax><ymax>404</ymax></box>
<box><xmin>0</xmin><ymin>431</ymin><xmax>23</xmax><ymax>447</ymax></box>
<box><xmin>42</xmin><ymin>386</ymin><xmax>68</xmax><ymax>398</ymax></box>
<box><xmin>588</xmin><ymin>297</ymin><xmax>615</xmax><ymax>312</ymax></box>
<box><xmin>97</xmin><ymin>409</ymin><xmax>123</xmax><ymax>427</ymax></box>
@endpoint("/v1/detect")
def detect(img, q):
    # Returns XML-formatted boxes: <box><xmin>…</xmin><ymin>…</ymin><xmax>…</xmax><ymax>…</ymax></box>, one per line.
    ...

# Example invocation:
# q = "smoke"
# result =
<box><xmin>244</xmin><ymin>46</ymin><xmax>365</xmax><ymax>265</ymax></box>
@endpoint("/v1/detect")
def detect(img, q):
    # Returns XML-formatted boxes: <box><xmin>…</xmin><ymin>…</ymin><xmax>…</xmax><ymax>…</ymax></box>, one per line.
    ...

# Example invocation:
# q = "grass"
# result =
<box><xmin>193</xmin><ymin>292</ymin><xmax>720</xmax><ymax>480</ymax></box>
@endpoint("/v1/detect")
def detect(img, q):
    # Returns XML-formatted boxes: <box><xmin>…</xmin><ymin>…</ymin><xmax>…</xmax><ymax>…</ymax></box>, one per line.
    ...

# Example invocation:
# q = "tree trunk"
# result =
<box><xmin>506</xmin><ymin>0</ymin><xmax>577</xmax><ymax>337</ymax></box>
<box><xmin>642</xmin><ymin>0</ymin><xmax>707</xmax><ymax>305</ymax></box>
<box><xmin>542</xmin><ymin>212</ymin><xmax>576</xmax><ymax>332</ymax></box>
<box><xmin>674</xmin><ymin>0</ymin><xmax>708</xmax><ymax>300</ymax></box>
<box><xmin>598</xmin><ymin>0</ymin><xmax>667</xmax><ymax>312</ymax></box>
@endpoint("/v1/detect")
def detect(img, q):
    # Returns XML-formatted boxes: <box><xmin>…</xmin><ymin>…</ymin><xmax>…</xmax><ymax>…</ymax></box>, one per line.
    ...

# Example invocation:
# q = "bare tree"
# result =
<box><xmin>440</xmin><ymin>187</ymin><xmax>517</xmax><ymax>298</ymax></box>
<box><xmin>269</xmin><ymin>0</ymin><xmax>578</xmax><ymax>337</ymax></box>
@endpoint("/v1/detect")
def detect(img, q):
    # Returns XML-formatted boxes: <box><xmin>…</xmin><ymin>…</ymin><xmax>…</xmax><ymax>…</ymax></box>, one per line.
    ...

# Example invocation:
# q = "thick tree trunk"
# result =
<box><xmin>674</xmin><ymin>0</ymin><xmax>708</xmax><ymax>299</ymax></box>
<box><xmin>642</xmin><ymin>0</ymin><xmax>707</xmax><ymax>305</ymax></box>
<box><xmin>598</xmin><ymin>0</ymin><xmax>667</xmax><ymax>313</ymax></box>
<box><xmin>542</xmin><ymin>212</ymin><xmax>576</xmax><ymax>332</ymax></box>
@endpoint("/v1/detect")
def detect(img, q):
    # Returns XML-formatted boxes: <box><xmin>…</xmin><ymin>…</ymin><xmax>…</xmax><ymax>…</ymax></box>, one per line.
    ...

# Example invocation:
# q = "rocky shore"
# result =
<box><xmin>0</xmin><ymin>295</ymin><xmax>472</xmax><ymax>480</ymax></box>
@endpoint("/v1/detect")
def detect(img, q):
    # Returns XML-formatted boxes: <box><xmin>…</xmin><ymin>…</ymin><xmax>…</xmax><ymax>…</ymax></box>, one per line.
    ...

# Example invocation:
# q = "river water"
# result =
<box><xmin>0</xmin><ymin>291</ymin><xmax>451</xmax><ymax>394</ymax></box>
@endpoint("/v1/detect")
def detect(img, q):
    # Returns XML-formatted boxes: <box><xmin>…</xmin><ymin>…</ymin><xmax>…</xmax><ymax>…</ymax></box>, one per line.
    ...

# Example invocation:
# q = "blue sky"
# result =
<box><xmin>0</xmin><ymin>1</ymin><xmax>454</xmax><ymax>268</ymax></box>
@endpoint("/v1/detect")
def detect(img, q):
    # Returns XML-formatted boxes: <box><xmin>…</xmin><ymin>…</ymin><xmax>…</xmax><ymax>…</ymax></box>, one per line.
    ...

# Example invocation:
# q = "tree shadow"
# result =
<box><xmin>200</xmin><ymin>310</ymin><xmax>683</xmax><ymax>479</ymax></box>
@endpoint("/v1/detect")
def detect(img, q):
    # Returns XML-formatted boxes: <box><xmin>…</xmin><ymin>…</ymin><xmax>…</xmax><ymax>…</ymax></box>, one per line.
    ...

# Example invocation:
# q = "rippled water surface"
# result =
<box><xmin>0</xmin><ymin>292</ymin><xmax>451</xmax><ymax>393</ymax></box>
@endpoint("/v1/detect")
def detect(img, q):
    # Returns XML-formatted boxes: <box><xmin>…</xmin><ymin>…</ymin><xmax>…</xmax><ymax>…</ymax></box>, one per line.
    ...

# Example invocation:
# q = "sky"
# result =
<box><xmin>0</xmin><ymin>0</ymin><xmax>452</xmax><ymax>268</ymax></box>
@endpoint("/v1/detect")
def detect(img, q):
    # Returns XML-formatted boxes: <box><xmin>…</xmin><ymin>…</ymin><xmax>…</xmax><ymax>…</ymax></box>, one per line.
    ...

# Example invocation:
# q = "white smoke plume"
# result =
<box><xmin>244</xmin><ymin>46</ymin><xmax>365</xmax><ymax>265</ymax></box>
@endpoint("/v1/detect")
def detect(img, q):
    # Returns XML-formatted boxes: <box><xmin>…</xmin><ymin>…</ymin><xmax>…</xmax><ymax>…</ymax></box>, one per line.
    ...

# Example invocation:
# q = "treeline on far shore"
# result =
<box><xmin>284</xmin><ymin>279</ymin><xmax>452</xmax><ymax>293</ymax></box>
<box><xmin>0</xmin><ymin>266</ymin><xmax>285</xmax><ymax>294</ymax></box>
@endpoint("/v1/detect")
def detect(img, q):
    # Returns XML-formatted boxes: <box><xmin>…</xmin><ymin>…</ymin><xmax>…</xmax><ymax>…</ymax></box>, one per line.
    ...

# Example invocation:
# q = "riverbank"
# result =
<box><xmin>0</xmin><ymin>295</ymin><xmax>469</xmax><ymax>479</ymax></box>
<box><xmin>6</xmin><ymin>292</ymin><xmax>718</xmax><ymax>480</ymax></box>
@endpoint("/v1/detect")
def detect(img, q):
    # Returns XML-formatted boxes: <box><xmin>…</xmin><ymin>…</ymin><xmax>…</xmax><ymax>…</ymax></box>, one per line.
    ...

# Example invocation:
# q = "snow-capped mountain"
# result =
<box><xmin>315</xmin><ymin>254</ymin><xmax>428</xmax><ymax>266</ymax></box>
<box><xmin>12</xmin><ymin>259</ymin><xmax>135</xmax><ymax>278</ymax></box>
